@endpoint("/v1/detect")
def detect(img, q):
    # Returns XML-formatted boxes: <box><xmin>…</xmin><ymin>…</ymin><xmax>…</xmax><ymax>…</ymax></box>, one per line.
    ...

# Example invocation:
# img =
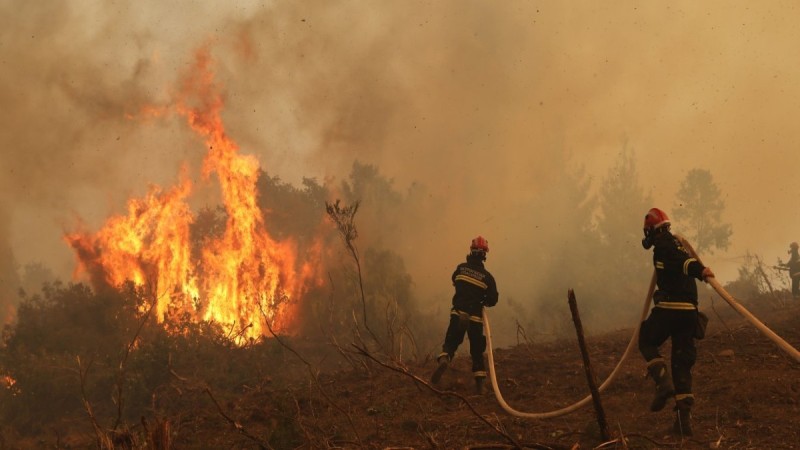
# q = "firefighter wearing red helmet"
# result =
<box><xmin>778</xmin><ymin>242</ymin><xmax>800</xmax><ymax>299</ymax></box>
<box><xmin>639</xmin><ymin>208</ymin><xmax>714</xmax><ymax>437</ymax></box>
<box><xmin>431</xmin><ymin>235</ymin><xmax>498</xmax><ymax>394</ymax></box>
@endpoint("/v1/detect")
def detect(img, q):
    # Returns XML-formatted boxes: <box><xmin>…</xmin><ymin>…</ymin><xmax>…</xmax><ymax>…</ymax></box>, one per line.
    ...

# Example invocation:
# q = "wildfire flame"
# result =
<box><xmin>1</xmin><ymin>375</ymin><xmax>15</xmax><ymax>389</ymax></box>
<box><xmin>66</xmin><ymin>48</ymin><xmax>319</xmax><ymax>340</ymax></box>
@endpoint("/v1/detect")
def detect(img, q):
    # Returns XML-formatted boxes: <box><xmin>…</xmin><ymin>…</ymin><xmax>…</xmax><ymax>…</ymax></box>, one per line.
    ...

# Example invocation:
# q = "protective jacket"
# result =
<box><xmin>652</xmin><ymin>231</ymin><xmax>707</xmax><ymax>309</ymax></box>
<box><xmin>451</xmin><ymin>254</ymin><xmax>498</xmax><ymax>316</ymax></box>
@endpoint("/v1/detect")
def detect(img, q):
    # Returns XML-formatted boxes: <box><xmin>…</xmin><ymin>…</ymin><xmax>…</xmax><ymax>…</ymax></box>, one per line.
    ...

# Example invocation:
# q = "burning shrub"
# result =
<box><xmin>0</xmin><ymin>280</ymin><xmax>308</xmax><ymax>444</ymax></box>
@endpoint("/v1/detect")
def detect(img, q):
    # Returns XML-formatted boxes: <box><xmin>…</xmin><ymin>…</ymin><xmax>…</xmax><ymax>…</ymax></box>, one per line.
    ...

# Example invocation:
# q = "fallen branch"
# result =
<box><xmin>168</xmin><ymin>359</ymin><xmax>272</xmax><ymax>449</ymax></box>
<box><xmin>613</xmin><ymin>433</ymin><xmax>680</xmax><ymax>448</ymax></box>
<box><xmin>464</xmin><ymin>443</ymin><xmax>568</xmax><ymax>450</ymax></box>
<box><xmin>351</xmin><ymin>343</ymin><xmax>525</xmax><ymax>449</ymax></box>
<box><xmin>203</xmin><ymin>387</ymin><xmax>273</xmax><ymax>450</ymax></box>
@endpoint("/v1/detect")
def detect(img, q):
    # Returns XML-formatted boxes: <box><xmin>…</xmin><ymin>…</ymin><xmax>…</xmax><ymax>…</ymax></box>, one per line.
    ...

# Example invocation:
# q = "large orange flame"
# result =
<box><xmin>66</xmin><ymin>48</ymin><xmax>319</xmax><ymax>340</ymax></box>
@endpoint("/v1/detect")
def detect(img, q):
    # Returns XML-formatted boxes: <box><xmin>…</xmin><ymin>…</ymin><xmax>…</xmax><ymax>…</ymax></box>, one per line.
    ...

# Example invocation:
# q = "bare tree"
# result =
<box><xmin>325</xmin><ymin>199</ymin><xmax>381</xmax><ymax>347</ymax></box>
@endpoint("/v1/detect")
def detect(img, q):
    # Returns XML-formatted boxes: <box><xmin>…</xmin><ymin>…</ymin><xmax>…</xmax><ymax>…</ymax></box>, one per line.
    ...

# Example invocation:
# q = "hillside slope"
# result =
<box><xmin>19</xmin><ymin>295</ymin><xmax>799</xmax><ymax>450</ymax></box>
<box><xmin>189</xmin><ymin>295</ymin><xmax>800</xmax><ymax>449</ymax></box>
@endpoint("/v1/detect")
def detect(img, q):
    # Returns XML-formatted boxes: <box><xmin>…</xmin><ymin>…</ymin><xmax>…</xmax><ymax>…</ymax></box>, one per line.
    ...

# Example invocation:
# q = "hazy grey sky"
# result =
<box><xmin>2</xmin><ymin>1</ymin><xmax>799</xmax><ymax>323</ymax></box>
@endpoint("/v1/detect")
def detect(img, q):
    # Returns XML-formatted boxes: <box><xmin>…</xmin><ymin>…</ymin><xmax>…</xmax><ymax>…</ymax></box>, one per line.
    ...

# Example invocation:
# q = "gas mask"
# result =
<box><xmin>642</xmin><ymin>228</ymin><xmax>655</xmax><ymax>250</ymax></box>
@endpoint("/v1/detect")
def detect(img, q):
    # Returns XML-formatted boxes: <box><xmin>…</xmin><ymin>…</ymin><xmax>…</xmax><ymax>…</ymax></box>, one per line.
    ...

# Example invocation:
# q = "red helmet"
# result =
<box><xmin>470</xmin><ymin>236</ymin><xmax>489</xmax><ymax>253</ymax></box>
<box><xmin>643</xmin><ymin>208</ymin><xmax>670</xmax><ymax>231</ymax></box>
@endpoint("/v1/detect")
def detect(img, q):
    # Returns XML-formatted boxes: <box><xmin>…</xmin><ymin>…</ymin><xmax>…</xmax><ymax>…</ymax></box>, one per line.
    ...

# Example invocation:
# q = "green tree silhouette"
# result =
<box><xmin>673</xmin><ymin>168</ymin><xmax>732</xmax><ymax>255</ymax></box>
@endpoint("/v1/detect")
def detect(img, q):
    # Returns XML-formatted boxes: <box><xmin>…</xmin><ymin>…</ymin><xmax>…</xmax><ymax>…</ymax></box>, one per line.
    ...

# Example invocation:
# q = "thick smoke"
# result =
<box><xmin>2</xmin><ymin>1</ymin><xmax>799</xmax><ymax>341</ymax></box>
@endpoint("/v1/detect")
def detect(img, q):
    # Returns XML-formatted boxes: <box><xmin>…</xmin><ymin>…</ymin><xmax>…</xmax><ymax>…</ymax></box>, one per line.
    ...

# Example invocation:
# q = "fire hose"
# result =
<box><xmin>484</xmin><ymin>236</ymin><xmax>800</xmax><ymax>420</ymax></box>
<box><xmin>483</xmin><ymin>271</ymin><xmax>656</xmax><ymax>419</ymax></box>
<box><xmin>676</xmin><ymin>236</ymin><xmax>800</xmax><ymax>363</ymax></box>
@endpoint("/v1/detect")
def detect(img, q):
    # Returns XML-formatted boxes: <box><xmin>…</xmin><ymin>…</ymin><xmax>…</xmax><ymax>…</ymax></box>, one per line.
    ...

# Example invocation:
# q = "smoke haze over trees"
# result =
<box><xmin>673</xmin><ymin>168</ymin><xmax>733</xmax><ymax>255</ymax></box>
<box><xmin>4</xmin><ymin>3</ymin><xmax>800</xmax><ymax>448</ymax></box>
<box><xmin>0</xmin><ymin>1</ymin><xmax>798</xmax><ymax>341</ymax></box>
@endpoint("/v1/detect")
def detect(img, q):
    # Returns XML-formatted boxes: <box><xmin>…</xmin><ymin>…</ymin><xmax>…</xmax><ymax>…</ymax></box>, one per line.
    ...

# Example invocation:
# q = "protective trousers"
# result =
<box><xmin>639</xmin><ymin>308</ymin><xmax>697</xmax><ymax>404</ymax></box>
<box><xmin>440</xmin><ymin>309</ymin><xmax>487</xmax><ymax>376</ymax></box>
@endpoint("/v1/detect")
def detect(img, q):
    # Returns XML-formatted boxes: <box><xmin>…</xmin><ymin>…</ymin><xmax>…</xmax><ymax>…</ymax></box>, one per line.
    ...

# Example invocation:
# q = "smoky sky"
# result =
<box><xmin>2</xmin><ymin>1</ymin><xmax>800</xmax><ymax>335</ymax></box>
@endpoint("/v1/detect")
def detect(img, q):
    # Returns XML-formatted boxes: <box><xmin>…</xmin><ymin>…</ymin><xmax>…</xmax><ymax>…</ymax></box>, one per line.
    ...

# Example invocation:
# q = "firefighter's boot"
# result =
<box><xmin>647</xmin><ymin>360</ymin><xmax>675</xmax><ymax>412</ymax></box>
<box><xmin>672</xmin><ymin>399</ymin><xmax>693</xmax><ymax>437</ymax></box>
<box><xmin>431</xmin><ymin>355</ymin><xmax>449</xmax><ymax>385</ymax></box>
<box><xmin>474</xmin><ymin>376</ymin><xmax>485</xmax><ymax>395</ymax></box>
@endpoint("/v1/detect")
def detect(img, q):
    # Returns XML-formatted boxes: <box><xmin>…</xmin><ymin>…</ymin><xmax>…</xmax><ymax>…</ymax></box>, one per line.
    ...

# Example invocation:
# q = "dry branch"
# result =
<box><xmin>141</xmin><ymin>416</ymin><xmax>172</xmax><ymax>450</ymax></box>
<box><xmin>77</xmin><ymin>356</ymin><xmax>114</xmax><ymax>449</ymax></box>
<box><xmin>203</xmin><ymin>387</ymin><xmax>273</xmax><ymax>449</ymax></box>
<box><xmin>168</xmin><ymin>358</ymin><xmax>272</xmax><ymax>449</ymax></box>
<box><xmin>754</xmin><ymin>254</ymin><xmax>784</xmax><ymax>308</ymax></box>
<box><xmin>325</xmin><ymin>199</ymin><xmax>383</xmax><ymax>349</ymax></box>
<box><xmin>350</xmin><ymin>343</ymin><xmax>526</xmax><ymax>449</ymax></box>
<box><xmin>567</xmin><ymin>289</ymin><xmax>610</xmax><ymax>442</ymax></box>
<box><xmin>258</xmin><ymin>304</ymin><xmax>363</xmax><ymax>444</ymax></box>
<box><xmin>113</xmin><ymin>284</ymin><xmax>160</xmax><ymax>431</ymax></box>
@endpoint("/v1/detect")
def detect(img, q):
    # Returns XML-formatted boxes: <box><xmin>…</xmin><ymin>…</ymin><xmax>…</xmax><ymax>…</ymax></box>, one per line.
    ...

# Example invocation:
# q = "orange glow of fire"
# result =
<box><xmin>1</xmin><ymin>375</ymin><xmax>15</xmax><ymax>389</ymax></box>
<box><xmin>65</xmin><ymin>47</ymin><xmax>320</xmax><ymax>340</ymax></box>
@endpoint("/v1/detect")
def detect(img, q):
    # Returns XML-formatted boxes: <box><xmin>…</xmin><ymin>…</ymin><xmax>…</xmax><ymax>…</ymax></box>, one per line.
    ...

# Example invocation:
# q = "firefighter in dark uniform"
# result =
<box><xmin>639</xmin><ymin>208</ymin><xmax>714</xmax><ymax>437</ymax></box>
<box><xmin>431</xmin><ymin>236</ymin><xmax>498</xmax><ymax>394</ymax></box>
<box><xmin>779</xmin><ymin>242</ymin><xmax>800</xmax><ymax>300</ymax></box>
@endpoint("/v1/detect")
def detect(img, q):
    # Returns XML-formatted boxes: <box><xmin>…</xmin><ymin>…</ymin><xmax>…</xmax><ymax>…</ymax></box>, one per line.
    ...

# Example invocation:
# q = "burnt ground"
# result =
<box><xmin>274</xmin><ymin>296</ymin><xmax>800</xmax><ymax>450</ymax></box>
<box><xmin>15</xmin><ymin>294</ymin><xmax>800</xmax><ymax>449</ymax></box>
<box><xmin>195</xmin><ymin>295</ymin><xmax>800</xmax><ymax>449</ymax></box>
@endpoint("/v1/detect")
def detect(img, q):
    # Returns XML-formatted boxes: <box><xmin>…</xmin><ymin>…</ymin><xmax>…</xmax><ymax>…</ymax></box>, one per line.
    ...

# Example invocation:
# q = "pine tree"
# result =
<box><xmin>673</xmin><ymin>168</ymin><xmax>732</xmax><ymax>255</ymax></box>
